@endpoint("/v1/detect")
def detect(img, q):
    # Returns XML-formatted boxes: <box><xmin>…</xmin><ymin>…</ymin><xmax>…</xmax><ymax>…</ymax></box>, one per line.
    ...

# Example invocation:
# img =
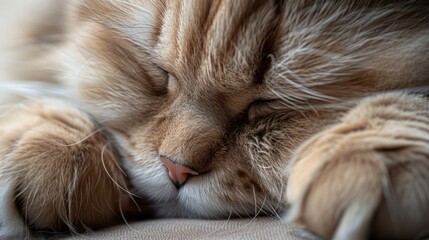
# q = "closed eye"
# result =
<box><xmin>249</xmin><ymin>99</ymin><xmax>277</xmax><ymax>107</ymax></box>
<box><xmin>155</xmin><ymin>67</ymin><xmax>178</xmax><ymax>94</ymax></box>
<box><xmin>247</xmin><ymin>99</ymin><xmax>279</xmax><ymax>120</ymax></box>
<box><xmin>144</xmin><ymin>66</ymin><xmax>169</xmax><ymax>95</ymax></box>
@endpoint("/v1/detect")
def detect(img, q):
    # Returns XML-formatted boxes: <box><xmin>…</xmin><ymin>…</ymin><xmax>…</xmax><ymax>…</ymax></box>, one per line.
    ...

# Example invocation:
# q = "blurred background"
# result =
<box><xmin>0</xmin><ymin>0</ymin><xmax>65</xmax><ymax>103</ymax></box>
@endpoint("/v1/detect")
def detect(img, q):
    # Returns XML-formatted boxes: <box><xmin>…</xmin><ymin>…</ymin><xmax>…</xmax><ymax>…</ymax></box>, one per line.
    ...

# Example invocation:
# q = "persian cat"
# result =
<box><xmin>0</xmin><ymin>1</ymin><xmax>428</xmax><ymax>239</ymax></box>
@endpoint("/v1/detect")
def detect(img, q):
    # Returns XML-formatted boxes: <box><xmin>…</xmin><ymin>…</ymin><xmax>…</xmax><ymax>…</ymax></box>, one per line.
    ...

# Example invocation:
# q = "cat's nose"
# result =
<box><xmin>160</xmin><ymin>156</ymin><xmax>199</xmax><ymax>188</ymax></box>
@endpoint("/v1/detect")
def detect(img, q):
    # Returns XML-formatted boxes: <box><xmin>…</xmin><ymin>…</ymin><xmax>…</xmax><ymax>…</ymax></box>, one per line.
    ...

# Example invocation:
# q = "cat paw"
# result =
<box><xmin>285</xmin><ymin>94</ymin><xmax>429</xmax><ymax>240</ymax></box>
<box><xmin>0</xmin><ymin>102</ymin><xmax>133</xmax><ymax>234</ymax></box>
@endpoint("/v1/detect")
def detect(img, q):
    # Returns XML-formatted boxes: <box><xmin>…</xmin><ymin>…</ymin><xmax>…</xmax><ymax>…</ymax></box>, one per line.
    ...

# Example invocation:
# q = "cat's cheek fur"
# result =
<box><xmin>58</xmin><ymin>21</ymin><xmax>166</xmax><ymax>131</ymax></box>
<box><xmin>58</xmin><ymin>29</ymin><xmax>132</xmax><ymax>125</ymax></box>
<box><xmin>286</xmin><ymin>93</ymin><xmax>429</xmax><ymax>240</ymax></box>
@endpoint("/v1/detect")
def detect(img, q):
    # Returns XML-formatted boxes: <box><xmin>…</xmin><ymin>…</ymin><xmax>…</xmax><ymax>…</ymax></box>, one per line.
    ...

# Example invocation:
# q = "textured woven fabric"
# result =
<box><xmin>62</xmin><ymin>217</ymin><xmax>303</xmax><ymax>240</ymax></box>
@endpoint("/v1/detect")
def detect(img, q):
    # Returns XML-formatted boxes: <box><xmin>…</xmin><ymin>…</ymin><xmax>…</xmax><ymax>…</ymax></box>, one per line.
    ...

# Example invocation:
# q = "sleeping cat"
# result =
<box><xmin>0</xmin><ymin>0</ymin><xmax>428</xmax><ymax>239</ymax></box>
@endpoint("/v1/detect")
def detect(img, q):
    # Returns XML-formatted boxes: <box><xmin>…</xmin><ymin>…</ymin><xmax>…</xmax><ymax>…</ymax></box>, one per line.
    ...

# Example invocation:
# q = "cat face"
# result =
<box><xmin>58</xmin><ymin>0</ymin><xmax>429</xmax><ymax>217</ymax></box>
<box><xmin>61</xmin><ymin>0</ymin><xmax>296</xmax><ymax>218</ymax></box>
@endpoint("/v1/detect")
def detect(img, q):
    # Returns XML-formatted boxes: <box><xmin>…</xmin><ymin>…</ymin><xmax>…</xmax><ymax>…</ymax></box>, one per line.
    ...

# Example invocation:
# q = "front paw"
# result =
<box><xmin>286</xmin><ymin>94</ymin><xmax>429</xmax><ymax>240</ymax></box>
<box><xmin>0</xmin><ymin>102</ymin><xmax>134</xmax><ymax>235</ymax></box>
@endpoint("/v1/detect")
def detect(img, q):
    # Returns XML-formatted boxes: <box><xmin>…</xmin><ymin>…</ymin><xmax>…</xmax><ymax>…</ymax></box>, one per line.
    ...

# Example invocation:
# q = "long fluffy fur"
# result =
<box><xmin>0</xmin><ymin>0</ymin><xmax>428</xmax><ymax>239</ymax></box>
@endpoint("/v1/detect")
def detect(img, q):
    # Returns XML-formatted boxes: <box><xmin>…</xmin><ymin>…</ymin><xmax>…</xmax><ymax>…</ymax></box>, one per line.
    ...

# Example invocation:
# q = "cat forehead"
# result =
<box><xmin>77</xmin><ymin>0</ymin><xmax>281</xmax><ymax>82</ymax></box>
<box><xmin>154</xmin><ymin>1</ymin><xmax>280</xmax><ymax>82</ymax></box>
<box><xmin>94</xmin><ymin>1</ymin><xmax>279</xmax><ymax>48</ymax></box>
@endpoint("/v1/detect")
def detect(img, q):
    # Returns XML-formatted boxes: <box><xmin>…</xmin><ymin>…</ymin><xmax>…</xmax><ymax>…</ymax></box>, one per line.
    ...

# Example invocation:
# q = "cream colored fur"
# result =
<box><xmin>0</xmin><ymin>1</ymin><xmax>428</xmax><ymax>239</ymax></box>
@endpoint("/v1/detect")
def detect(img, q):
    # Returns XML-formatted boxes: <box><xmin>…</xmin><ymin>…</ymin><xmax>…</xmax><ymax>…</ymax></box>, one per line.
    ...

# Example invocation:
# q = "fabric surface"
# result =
<box><xmin>61</xmin><ymin>217</ymin><xmax>304</xmax><ymax>240</ymax></box>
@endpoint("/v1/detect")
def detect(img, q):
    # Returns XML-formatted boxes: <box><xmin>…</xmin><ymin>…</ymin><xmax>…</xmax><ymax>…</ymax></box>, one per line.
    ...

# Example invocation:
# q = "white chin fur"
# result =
<box><xmin>127</xmin><ymin>161</ymin><xmax>232</xmax><ymax>218</ymax></box>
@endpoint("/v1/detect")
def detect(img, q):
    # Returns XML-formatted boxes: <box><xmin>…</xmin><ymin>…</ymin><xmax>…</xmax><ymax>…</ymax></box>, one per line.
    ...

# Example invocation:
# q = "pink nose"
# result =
<box><xmin>160</xmin><ymin>156</ymin><xmax>199</xmax><ymax>188</ymax></box>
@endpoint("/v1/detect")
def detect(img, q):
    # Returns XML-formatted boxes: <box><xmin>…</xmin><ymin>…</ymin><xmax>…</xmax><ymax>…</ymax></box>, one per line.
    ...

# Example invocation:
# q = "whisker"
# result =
<box><xmin>100</xmin><ymin>142</ymin><xmax>140</xmax><ymax>199</ymax></box>
<box><xmin>56</xmin><ymin>128</ymin><xmax>104</xmax><ymax>147</ymax></box>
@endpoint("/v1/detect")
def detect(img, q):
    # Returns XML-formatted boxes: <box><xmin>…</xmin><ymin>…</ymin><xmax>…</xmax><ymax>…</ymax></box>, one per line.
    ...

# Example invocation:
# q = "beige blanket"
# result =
<box><xmin>63</xmin><ymin>218</ymin><xmax>303</xmax><ymax>240</ymax></box>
